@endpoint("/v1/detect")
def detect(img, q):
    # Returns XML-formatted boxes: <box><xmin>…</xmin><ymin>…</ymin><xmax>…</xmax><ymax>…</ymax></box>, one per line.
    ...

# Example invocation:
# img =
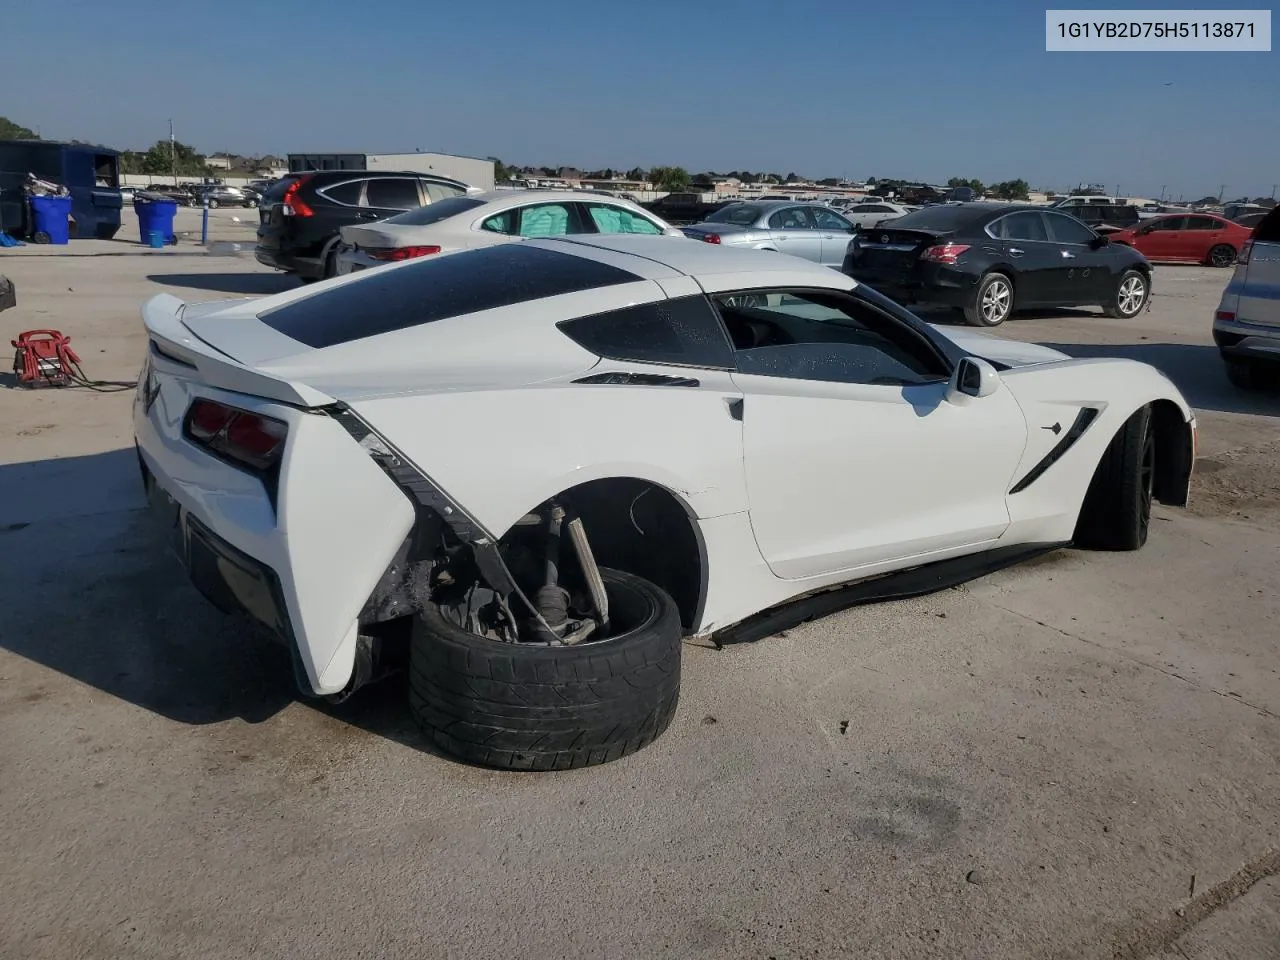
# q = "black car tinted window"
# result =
<box><xmin>319</xmin><ymin>180</ymin><xmax>363</xmax><ymax>206</ymax></box>
<box><xmin>386</xmin><ymin>196</ymin><xmax>486</xmax><ymax>226</ymax></box>
<box><xmin>997</xmin><ymin>212</ymin><xmax>1048</xmax><ymax>242</ymax></box>
<box><xmin>259</xmin><ymin>245</ymin><xmax>641</xmax><ymax>349</ymax></box>
<box><xmin>364</xmin><ymin>177</ymin><xmax>421</xmax><ymax>209</ymax></box>
<box><xmin>558</xmin><ymin>295</ymin><xmax>734</xmax><ymax>369</ymax></box>
<box><xmin>1044</xmin><ymin>212</ymin><xmax>1096</xmax><ymax>245</ymax></box>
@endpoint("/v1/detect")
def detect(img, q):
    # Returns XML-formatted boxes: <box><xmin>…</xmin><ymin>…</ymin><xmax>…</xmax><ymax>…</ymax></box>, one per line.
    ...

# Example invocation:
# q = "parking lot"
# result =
<box><xmin>2</xmin><ymin>220</ymin><xmax>1279</xmax><ymax>959</ymax></box>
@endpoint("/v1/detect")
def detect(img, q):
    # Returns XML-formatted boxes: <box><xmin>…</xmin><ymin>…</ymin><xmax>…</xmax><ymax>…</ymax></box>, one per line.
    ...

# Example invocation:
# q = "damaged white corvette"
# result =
<box><xmin>134</xmin><ymin>235</ymin><xmax>1196</xmax><ymax>770</ymax></box>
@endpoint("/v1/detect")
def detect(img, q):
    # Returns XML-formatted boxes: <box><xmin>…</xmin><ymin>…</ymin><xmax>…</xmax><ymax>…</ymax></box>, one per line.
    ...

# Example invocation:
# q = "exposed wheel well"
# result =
<box><xmin>507</xmin><ymin>478</ymin><xmax>706</xmax><ymax>631</ymax></box>
<box><xmin>1149</xmin><ymin>399</ymin><xmax>1193</xmax><ymax>507</ymax></box>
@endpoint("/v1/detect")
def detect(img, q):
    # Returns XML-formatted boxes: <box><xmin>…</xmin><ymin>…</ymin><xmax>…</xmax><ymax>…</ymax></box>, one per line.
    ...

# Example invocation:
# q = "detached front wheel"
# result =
<box><xmin>410</xmin><ymin>568</ymin><xmax>682</xmax><ymax>770</ymax></box>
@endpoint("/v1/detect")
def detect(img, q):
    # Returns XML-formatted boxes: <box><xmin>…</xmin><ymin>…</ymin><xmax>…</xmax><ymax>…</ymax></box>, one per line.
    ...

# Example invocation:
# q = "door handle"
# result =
<box><xmin>1061</xmin><ymin>250</ymin><xmax>1076</xmax><ymax>259</ymax></box>
<box><xmin>1008</xmin><ymin>247</ymin><xmax>1024</xmax><ymax>256</ymax></box>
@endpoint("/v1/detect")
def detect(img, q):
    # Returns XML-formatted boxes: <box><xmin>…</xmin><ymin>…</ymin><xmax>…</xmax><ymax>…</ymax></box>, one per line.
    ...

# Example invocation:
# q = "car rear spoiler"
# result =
<box><xmin>141</xmin><ymin>293</ymin><xmax>337</xmax><ymax>408</ymax></box>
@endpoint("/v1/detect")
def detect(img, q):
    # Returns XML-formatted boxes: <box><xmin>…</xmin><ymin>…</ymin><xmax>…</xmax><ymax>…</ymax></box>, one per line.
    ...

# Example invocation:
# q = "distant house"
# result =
<box><xmin>206</xmin><ymin>154</ymin><xmax>233</xmax><ymax>171</ymax></box>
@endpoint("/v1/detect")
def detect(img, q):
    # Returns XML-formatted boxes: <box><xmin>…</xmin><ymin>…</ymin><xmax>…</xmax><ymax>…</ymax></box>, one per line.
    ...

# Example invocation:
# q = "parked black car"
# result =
<box><xmin>195</xmin><ymin>185</ymin><xmax>258</xmax><ymax>208</ymax></box>
<box><xmin>842</xmin><ymin>202</ymin><xmax>1153</xmax><ymax>326</ymax></box>
<box><xmin>1058</xmin><ymin>202</ymin><xmax>1141</xmax><ymax>234</ymax></box>
<box><xmin>255</xmin><ymin>170</ymin><xmax>476</xmax><ymax>281</ymax></box>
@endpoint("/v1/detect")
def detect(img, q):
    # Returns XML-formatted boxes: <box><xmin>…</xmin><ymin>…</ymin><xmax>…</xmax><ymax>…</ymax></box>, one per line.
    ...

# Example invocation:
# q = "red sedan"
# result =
<box><xmin>1108</xmin><ymin>213</ymin><xmax>1252</xmax><ymax>267</ymax></box>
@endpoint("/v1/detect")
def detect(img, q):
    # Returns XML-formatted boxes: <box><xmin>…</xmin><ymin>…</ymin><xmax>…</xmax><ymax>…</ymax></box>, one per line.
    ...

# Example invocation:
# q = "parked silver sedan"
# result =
<box><xmin>680</xmin><ymin>200</ymin><xmax>855</xmax><ymax>268</ymax></box>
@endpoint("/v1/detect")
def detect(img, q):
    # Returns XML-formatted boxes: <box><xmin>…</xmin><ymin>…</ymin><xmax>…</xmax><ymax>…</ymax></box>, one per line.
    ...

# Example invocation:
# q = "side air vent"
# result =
<box><xmin>573</xmin><ymin>372</ymin><xmax>701</xmax><ymax>387</ymax></box>
<box><xmin>1009</xmin><ymin>407</ymin><xmax>1100</xmax><ymax>494</ymax></box>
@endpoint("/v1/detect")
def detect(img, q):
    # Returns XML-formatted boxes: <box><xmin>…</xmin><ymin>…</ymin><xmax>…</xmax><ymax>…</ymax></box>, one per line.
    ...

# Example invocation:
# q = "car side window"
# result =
<box><xmin>363</xmin><ymin>177</ymin><xmax>422</xmax><ymax>210</ymax></box>
<box><xmin>423</xmin><ymin>181</ymin><xmax>465</xmax><ymax>202</ymax></box>
<box><xmin>582</xmin><ymin>203</ymin><xmax>663</xmax><ymax>235</ymax></box>
<box><xmin>1044</xmin><ymin>212</ymin><xmax>1096</xmax><ymax>245</ymax></box>
<box><xmin>1186</xmin><ymin>216</ymin><xmax>1221</xmax><ymax>230</ymax></box>
<box><xmin>713</xmin><ymin>290</ymin><xmax>949</xmax><ymax>386</ymax></box>
<box><xmin>557</xmin><ymin>295</ymin><xmax>735</xmax><ymax>368</ymax></box>
<box><xmin>1148</xmin><ymin>217</ymin><xmax>1185</xmax><ymax>231</ymax></box>
<box><xmin>480</xmin><ymin>209</ymin><xmax>517</xmax><ymax>234</ymax></box>
<box><xmin>997</xmin><ymin>212</ymin><xmax>1049</xmax><ymax>242</ymax></box>
<box><xmin>768</xmin><ymin>207</ymin><xmax>815</xmax><ymax>230</ymax></box>
<box><xmin>516</xmin><ymin>203</ymin><xmax>579</xmax><ymax>237</ymax></box>
<box><xmin>812</xmin><ymin>208</ymin><xmax>853</xmax><ymax>231</ymax></box>
<box><xmin>318</xmin><ymin>180</ymin><xmax>362</xmax><ymax>206</ymax></box>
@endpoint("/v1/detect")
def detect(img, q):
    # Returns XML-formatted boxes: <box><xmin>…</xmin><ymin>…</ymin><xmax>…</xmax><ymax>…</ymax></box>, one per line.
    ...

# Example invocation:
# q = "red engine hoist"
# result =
<box><xmin>11</xmin><ymin>329</ymin><xmax>82</xmax><ymax>387</ymax></box>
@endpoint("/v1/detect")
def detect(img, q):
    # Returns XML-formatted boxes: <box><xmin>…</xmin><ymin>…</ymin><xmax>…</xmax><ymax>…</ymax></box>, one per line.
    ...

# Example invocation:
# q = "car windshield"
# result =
<box><xmin>706</xmin><ymin>205</ymin><xmax>761</xmax><ymax>225</ymax></box>
<box><xmin>385</xmin><ymin>196</ymin><xmax>487</xmax><ymax>226</ymax></box>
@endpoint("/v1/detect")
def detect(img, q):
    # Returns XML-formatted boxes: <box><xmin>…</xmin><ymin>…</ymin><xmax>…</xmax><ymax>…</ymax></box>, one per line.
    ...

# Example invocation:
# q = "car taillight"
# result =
<box><xmin>920</xmin><ymin>243</ymin><xmax>971</xmax><ymax>264</ymax></box>
<box><xmin>184</xmin><ymin>399</ymin><xmax>287</xmax><ymax>471</ymax></box>
<box><xmin>701</xmin><ymin>233</ymin><xmax>721</xmax><ymax>244</ymax></box>
<box><xmin>281</xmin><ymin>176</ymin><xmax>314</xmax><ymax>217</ymax></box>
<box><xmin>1237</xmin><ymin>240</ymin><xmax>1252</xmax><ymax>265</ymax></box>
<box><xmin>368</xmin><ymin>245</ymin><xmax>442</xmax><ymax>261</ymax></box>
<box><xmin>1216</xmin><ymin>310</ymin><xmax>1236</xmax><ymax>322</ymax></box>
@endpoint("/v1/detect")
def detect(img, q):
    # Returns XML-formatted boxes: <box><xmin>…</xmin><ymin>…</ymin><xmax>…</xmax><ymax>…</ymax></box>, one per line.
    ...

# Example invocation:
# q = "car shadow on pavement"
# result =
<box><xmin>0</xmin><ymin>447</ymin><xmax>437</xmax><ymax>749</ymax></box>
<box><xmin>145</xmin><ymin>273</ymin><xmax>301</xmax><ymax>296</ymax></box>
<box><xmin>1039</xmin><ymin>341</ymin><xmax>1280</xmax><ymax>418</ymax></box>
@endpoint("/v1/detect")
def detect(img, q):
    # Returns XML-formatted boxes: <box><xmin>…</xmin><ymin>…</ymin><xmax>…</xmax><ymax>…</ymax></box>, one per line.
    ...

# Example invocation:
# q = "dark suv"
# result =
<box><xmin>255</xmin><ymin>170</ymin><xmax>477</xmax><ymax>280</ymax></box>
<box><xmin>1062</xmin><ymin>203</ymin><xmax>1141</xmax><ymax>234</ymax></box>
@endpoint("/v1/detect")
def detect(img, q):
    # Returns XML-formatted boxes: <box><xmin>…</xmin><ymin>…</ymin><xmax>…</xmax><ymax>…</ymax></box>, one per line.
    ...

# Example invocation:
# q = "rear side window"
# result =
<box><xmin>364</xmin><ymin>177</ymin><xmax>421</xmax><ymax>209</ymax></box>
<box><xmin>318</xmin><ymin>180</ymin><xmax>363</xmax><ymax>206</ymax></box>
<box><xmin>583</xmin><ymin>203</ymin><xmax>662</xmax><ymax>235</ymax></box>
<box><xmin>558</xmin><ymin>296</ymin><xmax>734</xmax><ymax>369</ymax></box>
<box><xmin>259</xmin><ymin>245</ymin><xmax>641</xmax><ymax>349</ymax></box>
<box><xmin>423</xmin><ymin>181</ymin><xmax>465</xmax><ymax>202</ymax></box>
<box><xmin>707</xmin><ymin>204</ymin><xmax>761</xmax><ymax>225</ymax></box>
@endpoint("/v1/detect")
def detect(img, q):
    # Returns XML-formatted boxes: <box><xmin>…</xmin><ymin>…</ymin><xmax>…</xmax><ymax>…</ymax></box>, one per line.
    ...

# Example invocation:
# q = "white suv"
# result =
<box><xmin>1214</xmin><ymin>206</ymin><xmax>1280</xmax><ymax>389</ymax></box>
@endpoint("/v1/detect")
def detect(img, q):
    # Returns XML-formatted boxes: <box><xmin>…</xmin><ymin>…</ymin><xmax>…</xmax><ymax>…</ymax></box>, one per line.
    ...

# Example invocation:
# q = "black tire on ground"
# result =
<box><xmin>1208</xmin><ymin>243</ymin><xmax>1237</xmax><ymax>268</ymax></box>
<box><xmin>32</xmin><ymin>231</ymin><xmax>51</xmax><ymax>244</ymax></box>
<box><xmin>1073</xmin><ymin>405</ymin><xmax>1154</xmax><ymax>551</ymax></box>
<box><xmin>322</xmin><ymin>246</ymin><xmax>340</xmax><ymax>280</ymax></box>
<box><xmin>963</xmin><ymin>272</ymin><xmax>1014</xmax><ymax>327</ymax></box>
<box><xmin>410</xmin><ymin>567</ymin><xmax>682</xmax><ymax>771</ymax></box>
<box><xmin>1103</xmin><ymin>268</ymin><xmax>1149</xmax><ymax>318</ymax></box>
<box><xmin>208</xmin><ymin>199</ymin><xmax>219</xmax><ymax>208</ymax></box>
<box><xmin>1224</xmin><ymin>357</ymin><xmax>1274</xmax><ymax>390</ymax></box>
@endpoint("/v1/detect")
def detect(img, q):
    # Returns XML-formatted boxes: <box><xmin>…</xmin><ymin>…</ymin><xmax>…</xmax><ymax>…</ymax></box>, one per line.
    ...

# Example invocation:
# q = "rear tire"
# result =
<box><xmin>963</xmin><ymin>272</ymin><xmax>1013</xmax><ymax>327</ymax></box>
<box><xmin>1224</xmin><ymin>357</ymin><xmax>1276</xmax><ymax>390</ymax></box>
<box><xmin>207</xmin><ymin>199</ymin><xmax>219</xmax><ymax>209</ymax></box>
<box><xmin>1208</xmin><ymin>244</ymin><xmax>1236</xmax><ymax>268</ymax></box>
<box><xmin>1074</xmin><ymin>405</ymin><xmax>1154</xmax><ymax>551</ymax></box>
<box><xmin>409</xmin><ymin>567</ymin><xmax>682</xmax><ymax>771</ymax></box>
<box><xmin>1103</xmin><ymin>268</ymin><xmax>1148</xmax><ymax>318</ymax></box>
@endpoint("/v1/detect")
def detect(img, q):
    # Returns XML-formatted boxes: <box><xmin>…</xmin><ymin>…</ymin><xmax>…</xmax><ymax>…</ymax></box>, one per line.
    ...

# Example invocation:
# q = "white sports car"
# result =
<box><xmin>134</xmin><ymin>235</ymin><xmax>1196</xmax><ymax>770</ymax></box>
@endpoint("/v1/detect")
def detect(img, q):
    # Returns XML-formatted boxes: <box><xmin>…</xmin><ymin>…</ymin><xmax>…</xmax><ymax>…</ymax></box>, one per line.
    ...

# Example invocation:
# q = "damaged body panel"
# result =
<box><xmin>134</xmin><ymin>234</ymin><xmax>1195</xmax><ymax>708</ymax></box>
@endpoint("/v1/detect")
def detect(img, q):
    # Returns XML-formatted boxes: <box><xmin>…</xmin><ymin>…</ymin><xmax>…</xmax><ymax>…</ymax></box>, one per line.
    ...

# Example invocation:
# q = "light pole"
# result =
<box><xmin>169</xmin><ymin>119</ymin><xmax>176</xmax><ymax>184</ymax></box>
<box><xmin>1218</xmin><ymin>184</ymin><xmax>1227</xmax><ymax>203</ymax></box>
<box><xmin>1160</xmin><ymin>185</ymin><xmax>1167</xmax><ymax>202</ymax></box>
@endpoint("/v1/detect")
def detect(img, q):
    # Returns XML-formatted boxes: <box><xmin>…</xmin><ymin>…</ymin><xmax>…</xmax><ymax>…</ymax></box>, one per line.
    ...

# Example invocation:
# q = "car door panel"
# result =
<box><xmin>767</xmin><ymin>207</ymin><xmax>823</xmax><ymax>262</ymax></box>
<box><xmin>734</xmin><ymin>374</ymin><xmax>1028</xmax><ymax>578</ymax></box>
<box><xmin>1044</xmin><ymin>212</ymin><xmax>1109</xmax><ymax>304</ymax></box>
<box><xmin>810</xmin><ymin>208</ymin><xmax>856</xmax><ymax>266</ymax></box>
<box><xmin>995</xmin><ymin>212</ymin><xmax>1056</xmax><ymax>305</ymax></box>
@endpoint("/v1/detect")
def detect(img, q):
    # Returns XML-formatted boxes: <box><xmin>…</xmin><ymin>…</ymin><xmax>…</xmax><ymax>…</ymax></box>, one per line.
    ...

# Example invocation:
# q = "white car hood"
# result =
<box><xmin>929</xmin><ymin>325</ymin><xmax>1071</xmax><ymax>367</ymax></box>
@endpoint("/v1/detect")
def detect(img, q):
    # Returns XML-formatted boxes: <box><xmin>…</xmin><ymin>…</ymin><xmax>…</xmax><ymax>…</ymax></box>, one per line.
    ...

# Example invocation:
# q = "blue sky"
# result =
<box><xmin>5</xmin><ymin>0</ymin><xmax>1276</xmax><ymax>199</ymax></box>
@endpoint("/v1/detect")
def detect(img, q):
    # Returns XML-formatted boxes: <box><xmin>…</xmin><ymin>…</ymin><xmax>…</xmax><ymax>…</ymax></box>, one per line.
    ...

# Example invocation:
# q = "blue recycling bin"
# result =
<box><xmin>133</xmin><ymin>198</ymin><xmax>178</xmax><ymax>245</ymax></box>
<box><xmin>30</xmin><ymin>195</ymin><xmax>73</xmax><ymax>244</ymax></box>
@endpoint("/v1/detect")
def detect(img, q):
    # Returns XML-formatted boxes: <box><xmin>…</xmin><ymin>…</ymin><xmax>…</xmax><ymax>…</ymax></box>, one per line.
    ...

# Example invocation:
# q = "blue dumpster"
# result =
<box><xmin>133</xmin><ymin>198</ymin><xmax>178</xmax><ymax>245</ymax></box>
<box><xmin>30</xmin><ymin>195</ymin><xmax>73</xmax><ymax>244</ymax></box>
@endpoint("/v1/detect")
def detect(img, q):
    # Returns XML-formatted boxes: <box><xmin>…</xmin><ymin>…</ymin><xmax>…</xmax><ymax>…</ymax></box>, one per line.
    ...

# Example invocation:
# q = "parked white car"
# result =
<box><xmin>334</xmin><ymin>190</ymin><xmax>683</xmax><ymax>273</ymax></box>
<box><xmin>841</xmin><ymin>201</ymin><xmax>914</xmax><ymax>229</ymax></box>
<box><xmin>135</xmin><ymin>235</ymin><xmax>1195</xmax><ymax>772</ymax></box>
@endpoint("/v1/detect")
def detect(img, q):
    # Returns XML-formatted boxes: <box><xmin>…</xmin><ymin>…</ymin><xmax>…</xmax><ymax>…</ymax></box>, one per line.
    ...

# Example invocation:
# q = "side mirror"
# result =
<box><xmin>1089</xmin><ymin>234</ymin><xmax>1110</xmax><ymax>249</ymax></box>
<box><xmin>947</xmin><ymin>356</ymin><xmax>1000</xmax><ymax>404</ymax></box>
